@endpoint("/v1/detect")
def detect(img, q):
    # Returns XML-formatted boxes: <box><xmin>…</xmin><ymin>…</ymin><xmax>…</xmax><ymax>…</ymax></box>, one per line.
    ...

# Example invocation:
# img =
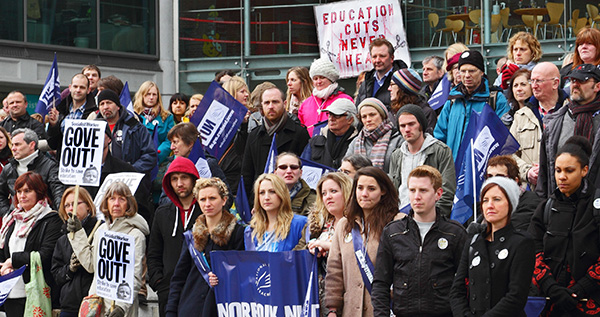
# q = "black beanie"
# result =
<box><xmin>397</xmin><ymin>104</ymin><xmax>428</xmax><ymax>132</ymax></box>
<box><xmin>97</xmin><ymin>89</ymin><xmax>121</xmax><ymax>108</ymax></box>
<box><xmin>458</xmin><ymin>50</ymin><xmax>485</xmax><ymax>73</ymax></box>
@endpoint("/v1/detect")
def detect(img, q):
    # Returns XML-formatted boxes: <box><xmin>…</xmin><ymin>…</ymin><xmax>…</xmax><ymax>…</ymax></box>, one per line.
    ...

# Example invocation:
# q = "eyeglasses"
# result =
<box><xmin>528</xmin><ymin>78</ymin><xmax>557</xmax><ymax>85</ymax></box>
<box><xmin>277</xmin><ymin>164</ymin><xmax>300</xmax><ymax>170</ymax></box>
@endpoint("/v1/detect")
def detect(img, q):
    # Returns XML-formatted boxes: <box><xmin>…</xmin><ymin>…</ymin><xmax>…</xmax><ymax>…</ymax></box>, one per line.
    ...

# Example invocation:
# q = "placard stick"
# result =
<box><xmin>69</xmin><ymin>185</ymin><xmax>80</xmax><ymax>239</ymax></box>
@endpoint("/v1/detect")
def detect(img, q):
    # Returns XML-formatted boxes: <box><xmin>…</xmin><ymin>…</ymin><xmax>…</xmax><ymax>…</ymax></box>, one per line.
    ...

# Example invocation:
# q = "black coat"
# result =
<box><xmin>528</xmin><ymin>181</ymin><xmax>600</xmax><ymax>313</ymax></box>
<box><xmin>166</xmin><ymin>215</ymin><xmax>245</xmax><ymax>317</ymax></box>
<box><xmin>372</xmin><ymin>212</ymin><xmax>467</xmax><ymax>316</ymax></box>
<box><xmin>0</xmin><ymin>113</ymin><xmax>47</xmax><ymax>140</ymax></box>
<box><xmin>51</xmin><ymin>216</ymin><xmax>102</xmax><ymax>314</ymax></box>
<box><xmin>302</xmin><ymin>126</ymin><xmax>357</xmax><ymax>169</ymax></box>
<box><xmin>147</xmin><ymin>202</ymin><xmax>202</xmax><ymax>294</ymax></box>
<box><xmin>47</xmin><ymin>92</ymin><xmax>98</xmax><ymax>152</ymax></box>
<box><xmin>511</xmin><ymin>190</ymin><xmax>541</xmax><ymax>232</ymax></box>
<box><xmin>0</xmin><ymin>153</ymin><xmax>65</xmax><ymax>216</ymax></box>
<box><xmin>450</xmin><ymin>224</ymin><xmax>535</xmax><ymax>317</ymax></box>
<box><xmin>241</xmin><ymin>114</ymin><xmax>310</xmax><ymax>199</ymax></box>
<box><xmin>354</xmin><ymin>59</ymin><xmax>408</xmax><ymax>110</ymax></box>
<box><xmin>218</xmin><ymin>122</ymin><xmax>249</xmax><ymax>195</ymax></box>
<box><xmin>0</xmin><ymin>211</ymin><xmax>63</xmax><ymax>307</ymax></box>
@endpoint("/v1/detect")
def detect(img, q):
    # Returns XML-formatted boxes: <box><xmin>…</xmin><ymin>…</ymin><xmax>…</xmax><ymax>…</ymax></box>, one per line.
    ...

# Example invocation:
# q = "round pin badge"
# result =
<box><xmin>594</xmin><ymin>198</ymin><xmax>600</xmax><ymax>209</ymax></box>
<box><xmin>438</xmin><ymin>238</ymin><xmax>448</xmax><ymax>250</ymax></box>
<box><xmin>498</xmin><ymin>249</ymin><xmax>509</xmax><ymax>260</ymax></box>
<box><xmin>344</xmin><ymin>233</ymin><xmax>352</xmax><ymax>243</ymax></box>
<box><xmin>472</xmin><ymin>256</ymin><xmax>481</xmax><ymax>267</ymax></box>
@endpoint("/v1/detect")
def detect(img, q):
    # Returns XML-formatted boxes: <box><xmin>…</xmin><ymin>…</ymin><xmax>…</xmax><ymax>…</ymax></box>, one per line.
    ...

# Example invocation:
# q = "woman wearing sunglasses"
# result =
<box><xmin>273</xmin><ymin>153</ymin><xmax>316</xmax><ymax>216</ymax></box>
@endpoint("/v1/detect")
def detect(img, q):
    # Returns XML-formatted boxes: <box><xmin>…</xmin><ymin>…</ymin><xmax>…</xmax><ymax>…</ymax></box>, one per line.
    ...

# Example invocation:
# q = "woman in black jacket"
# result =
<box><xmin>528</xmin><ymin>136</ymin><xmax>600</xmax><ymax>316</ymax></box>
<box><xmin>0</xmin><ymin>172</ymin><xmax>63</xmax><ymax>316</ymax></box>
<box><xmin>51</xmin><ymin>187</ymin><xmax>102</xmax><ymax>317</ymax></box>
<box><xmin>166</xmin><ymin>177</ymin><xmax>244</xmax><ymax>317</ymax></box>
<box><xmin>450</xmin><ymin>177</ymin><xmax>535</xmax><ymax>316</ymax></box>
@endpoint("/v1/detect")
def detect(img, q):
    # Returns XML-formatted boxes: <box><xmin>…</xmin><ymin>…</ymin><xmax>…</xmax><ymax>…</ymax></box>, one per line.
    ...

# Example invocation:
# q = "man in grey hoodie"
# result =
<box><xmin>388</xmin><ymin>105</ymin><xmax>456</xmax><ymax>216</ymax></box>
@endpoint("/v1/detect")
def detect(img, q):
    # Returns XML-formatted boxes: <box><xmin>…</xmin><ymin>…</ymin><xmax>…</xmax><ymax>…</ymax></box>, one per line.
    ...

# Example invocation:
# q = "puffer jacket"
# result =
<box><xmin>433</xmin><ymin>78</ymin><xmax>510</xmax><ymax>161</ymax></box>
<box><xmin>69</xmin><ymin>213</ymin><xmax>150</xmax><ymax>317</ymax></box>
<box><xmin>372</xmin><ymin>212</ymin><xmax>467</xmax><ymax>316</ymax></box>
<box><xmin>298</xmin><ymin>87</ymin><xmax>353</xmax><ymax>137</ymax></box>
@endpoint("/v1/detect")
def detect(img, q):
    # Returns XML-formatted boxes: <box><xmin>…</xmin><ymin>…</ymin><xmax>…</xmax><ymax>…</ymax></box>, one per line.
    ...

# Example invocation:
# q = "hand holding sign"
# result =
<box><xmin>95</xmin><ymin>231</ymin><xmax>135</xmax><ymax>304</ymax></box>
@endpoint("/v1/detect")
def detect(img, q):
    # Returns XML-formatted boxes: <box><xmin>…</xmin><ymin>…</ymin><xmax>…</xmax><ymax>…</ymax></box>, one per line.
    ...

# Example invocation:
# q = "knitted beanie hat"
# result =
<box><xmin>458</xmin><ymin>50</ymin><xmax>485</xmax><ymax>73</ymax></box>
<box><xmin>97</xmin><ymin>89</ymin><xmax>121</xmax><ymax>108</ymax></box>
<box><xmin>309</xmin><ymin>58</ymin><xmax>340</xmax><ymax>82</ymax></box>
<box><xmin>391</xmin><ymin>68</ymin><xmax>422</xmax><ymax>96</ymax></box>
<box><xmin>358</xmin><ymin>97</ymin><xmax>388</xmax><ymax>120</ymax></box>
<box><xmin>481</xmin><ymin>177</ymin><xmax>520</xmax><ymax>214</ymax></box>
<box><xmin>397</xmin><ymin>104</ymin><xmax>428</xmax><ymax>132</ymax></box>
<box><xmin>446</xmin><ymin>52</ymin><xmax>462</xmax><ymax>71</ymax></box>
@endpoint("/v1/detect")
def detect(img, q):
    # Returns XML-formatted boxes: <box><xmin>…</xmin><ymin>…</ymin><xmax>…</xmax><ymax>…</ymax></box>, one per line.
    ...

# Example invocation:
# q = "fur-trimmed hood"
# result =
<box><xmin>192</xmin><ymin>211</ymin><xmax>237</xmax><ymax>251</ymax></box>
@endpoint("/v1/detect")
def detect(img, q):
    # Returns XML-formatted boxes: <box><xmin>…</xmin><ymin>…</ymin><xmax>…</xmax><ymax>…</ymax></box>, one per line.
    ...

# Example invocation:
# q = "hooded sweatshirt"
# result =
<box><xmin>147</xmin><ymin>157</ymin><xmax>202</xmax><ymax>295</ymax></box>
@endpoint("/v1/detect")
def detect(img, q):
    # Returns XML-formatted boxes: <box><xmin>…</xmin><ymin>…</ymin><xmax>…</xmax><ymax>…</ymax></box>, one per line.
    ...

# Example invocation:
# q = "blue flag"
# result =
<box><xmin>211</xmin><ymin>250</ymin><xmax>320</xmax><ymax>316</ymax></box>
<box><xmin>0</xmin><ymin>265</ymin><xmax>26</xmax><ymax>306</ymax></box>
<box><xmin>428</xmin><ymin>73</ymin><xmax>451</xmax><ymax>111</ymax></box>
<box><xmin>188</xmin><ymin>139</ymin><xmax>212</xmax><ymax>178</ymax></box>
<box><xmin>119</xmin><ymin>82</ymin><xmax>135</xmax><ymax>115</ymax></box>
<box><xmin>311</xmin><ymin>120</ymin><xmax>328</xmax><ymax>137</ymax></box>
<box><xmin>235</xmin><ymin>176</ymin><xmax>252</xmax><ymax>224</ymax></box>
<box><xmin>264</xmin><ymin>133</ymin><xmax>278</xmax><ymax>174</ymax></box>
<box><xmin>299</xmin><ymin>157</ymin><xmax>335</xmax><ymax>189</ymax></box>
<box><xmin>451</xmin><ymin>105</ymin><xmax>520</xmax><ymax>224</ymax></box>
<box><xmin>36</xmin><ymin>54</ymin><xmax>61</xmax><ymax>116</ymax></box>
<box><xmin>190</xmin><ymin>81</ymin><xmax>247</xmax><ymax>160</ymax></box>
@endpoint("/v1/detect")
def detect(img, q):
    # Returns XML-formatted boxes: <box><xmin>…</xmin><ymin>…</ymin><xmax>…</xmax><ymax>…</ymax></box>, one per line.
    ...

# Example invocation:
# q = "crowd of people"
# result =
<box><xmin>0</xmin><ymin>26</ymin><xmax>599</xmax><ymax>317</ymax></box>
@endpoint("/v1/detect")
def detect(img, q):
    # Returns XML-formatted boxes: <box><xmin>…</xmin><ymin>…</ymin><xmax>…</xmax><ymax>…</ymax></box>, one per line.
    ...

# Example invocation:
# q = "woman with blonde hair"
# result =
<box><xmin>186</xmin><ymin>93</ymin><xmax>203</xmax><ymax>119</ymax></box>
<box><xmin>68</xmin><ymin>182</ymin><xmax>150</xmax><ymax>317</ymax></box>
<box><xmin>244</xmin><ymin>174</ymin><xmax>307</xmax><ymax>252</ymax></box>
<box><xmin>286</xmin><ymin>66</ymin><xmax>313</xmax><ymax>115</ymax></box>
<box><xmin>167</xmin><ymin>177</ymin><xmax>244</xmax><ymax>316</ymax></box>
<box><xmin>134</xmin><ymin>81</ymin><xmax>175</xmax><ymax>164</ymax></box>
<box><xmin>52</xmin><ymin>187</ymin><xmax>102</xmax><ymax>317</ymax></box>
<box><xmin>496</xmin><ymin>31</ymin><xmax>542</xmax><ymax>89</ymax></box>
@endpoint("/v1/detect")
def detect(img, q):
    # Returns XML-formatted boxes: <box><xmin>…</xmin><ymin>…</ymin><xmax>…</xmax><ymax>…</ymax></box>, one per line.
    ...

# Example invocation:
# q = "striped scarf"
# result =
<box><xmin>0</xmin><ymin>200</ymin><xmax>50</xmax><ymax>248</ymax></box>
<box><xmin>355</xmin><ymin>120</ymin><xmax>393</xmax><ymax>169</ymax></box>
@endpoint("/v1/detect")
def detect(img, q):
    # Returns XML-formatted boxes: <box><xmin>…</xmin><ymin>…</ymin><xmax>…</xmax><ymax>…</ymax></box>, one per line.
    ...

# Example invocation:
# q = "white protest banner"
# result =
<box><xmin>96</xmin><ymin>230</ymin><xmax>135</xmax><ymax>304</ymax></box>
<box><xmin>314</xmin><ymin>0</ymin><xmax>410</xmax><ymax>78</ymax></box>
<box><xmin>58</xmin><ymin>119</ymin><xmax>106</xmax><ymax>187</ymax></box>
<box><xmin>93</xmin><ymin>173</ymin><xmax>144</xmax><ymax>213</ymax></box>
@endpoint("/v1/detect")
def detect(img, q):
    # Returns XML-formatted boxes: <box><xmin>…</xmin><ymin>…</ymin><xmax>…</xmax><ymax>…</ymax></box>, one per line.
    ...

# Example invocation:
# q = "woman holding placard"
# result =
<box><xmin>0</xmin><ymin>172</ymin><xmax>63</xmax><ymax>316</ymax></box>
<box><xmin>324</xmin><ymin>166</ymin><xmax>402</xmax><ymax>317</ymax></box>
<box><xmin>52</xmin><ymin>187</ymin><xmax>102</xmax><ymax>317</ymax></box>
<box><xmin>68</xmin><ymin>182</ymin><xmax>150</xmax><ymax>317</ymax></box>
<box><xmin>166</xmin><ymin>177</ymin><xmax>245</xmax><ymax>316</ymax></box>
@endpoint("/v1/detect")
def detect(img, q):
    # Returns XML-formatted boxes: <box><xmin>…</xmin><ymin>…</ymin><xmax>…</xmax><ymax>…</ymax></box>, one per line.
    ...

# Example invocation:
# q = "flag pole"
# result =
<box><xmin>471</xmin><ymin>139</ymin><xmax>477</xmax><ymax>223</ymax></box>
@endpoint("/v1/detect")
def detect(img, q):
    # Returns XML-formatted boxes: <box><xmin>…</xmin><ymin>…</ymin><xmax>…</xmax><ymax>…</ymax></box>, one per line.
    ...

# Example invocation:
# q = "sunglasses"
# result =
<box><xmin>277</xmin><ymin>164</ymin><xmax>300</xmax><ymax>170</ymax></box>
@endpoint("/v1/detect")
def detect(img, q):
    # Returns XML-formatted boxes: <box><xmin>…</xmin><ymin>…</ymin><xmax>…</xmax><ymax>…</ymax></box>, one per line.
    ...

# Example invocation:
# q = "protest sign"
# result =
<box><xmin>314</xmin><ymin>0</ymin><xmax>410</xmax><ymax>78</ymax></box>
<box><xmin>58</xmin><ymin>119</ymin><xmax>106</xmax><ymax>187</ymax></box>
<box><xmin>211</xmin><ymin>250</ymin><xmax>320</xmax><ymax>317</ymax></box>
<box><xmin>190</xmin><ymin>81</ymin><xmax>247</xmax><ymax>160</ymax></box>
<box><xmin>95</xmin><ymin>230</ymin><xmax>135</xmax><ymax>304</ymax></box>
<box><xmin>93</xmin><ymin>173</ymin><xmax>144</xmax><ymax>213</ymax></box>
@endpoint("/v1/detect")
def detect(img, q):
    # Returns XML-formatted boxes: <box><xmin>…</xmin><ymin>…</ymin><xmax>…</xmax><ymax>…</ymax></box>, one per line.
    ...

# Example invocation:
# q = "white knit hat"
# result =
<box><xmin>481</xmin><ymin>177</ymin><xmax>520</xmax><ymax>214</ymax></box>
<box><xmin>309</xmin><ymin>58</ymin><xmax>340</xmax><ymax>82</ymax></box>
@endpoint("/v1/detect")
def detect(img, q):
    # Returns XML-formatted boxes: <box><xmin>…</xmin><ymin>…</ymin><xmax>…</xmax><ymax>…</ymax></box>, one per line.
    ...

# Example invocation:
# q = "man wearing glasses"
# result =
<box><xmin>537</xmin><ymin>64</ymin><xmax>600</xmax><ymax>198</ymax></box>
<box><xmin>434</xmin><ymin>50</ymin><xmax>510</xmax><ymax>161</ymax></box>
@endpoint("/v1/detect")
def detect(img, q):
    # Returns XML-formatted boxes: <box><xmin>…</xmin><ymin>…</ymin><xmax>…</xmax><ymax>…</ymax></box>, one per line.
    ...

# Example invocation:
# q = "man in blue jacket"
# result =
<box><xmin>434</xmin><ymin>50</ymin><xmax>510</xmax><ymax>160</ymax></box>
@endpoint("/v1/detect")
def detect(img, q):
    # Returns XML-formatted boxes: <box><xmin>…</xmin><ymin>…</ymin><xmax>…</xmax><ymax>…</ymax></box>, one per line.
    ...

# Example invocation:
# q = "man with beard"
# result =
<box><xmin>537</xmin><ymin>64</ymin><xmax>600</xmax><ymax>198</ymax></box>
<box><xmin>148</xmin><ymin>157</ymin><xmax>201</xmax><ymax>317</ymax></box>
<box><xmin>241</xmin><ymin>87</ymin><xmax>310</xmax><ymax>200</ymax></box>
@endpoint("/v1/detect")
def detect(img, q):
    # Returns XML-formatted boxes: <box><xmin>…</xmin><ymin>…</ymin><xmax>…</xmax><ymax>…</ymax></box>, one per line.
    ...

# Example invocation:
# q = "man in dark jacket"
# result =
<box><xmin>355</xmin><ymin>38</ymin><xmax>408</xmax><ymax>110</ymax></box>
<box><xmin>47</xmin><ymin>73</ymin><xmax>98</xmax><ymax>154</ymax></box>
<box><xmin>148</xmin><ymin>157</ymin><xmax>201</xmax><ymax>317</ymax></box>
<box><xmin>1</xmin><ymin>91</ymin><xmax>47</xmax><ymax>139</ymax></box>
<box><xmin>0</xmin><ymin>128</ymin><xmax>64</xmax><ymax>215</ymax></box>
<box><xmin>301</xmin><ymin>98</ymin><xmax>357</xmax><ymax>169</ymax></box>
<box><xmin>372</xmin><ymin>165</ymin><xmax>466</xmax><ymax>316</ymax></box>
<box><xmin>241</xmin><ymin>87</ymin><xmax>310</xmax><ymax>199</ymax></box>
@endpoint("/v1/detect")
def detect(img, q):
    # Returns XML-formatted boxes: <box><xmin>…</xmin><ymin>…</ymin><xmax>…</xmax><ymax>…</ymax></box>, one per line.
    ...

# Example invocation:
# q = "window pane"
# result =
<box><xmin>0</xmin><ymin>2</ymin><xmax>23</xmax><ymax>41</ymax></box>
<box><xmin>25</xmin><ymin>1</ymin><xmax>97</xmax><ymax>47</ymax></box>
<box><xmin>100</xmin><ymin>0</ymin><xmax>156</xmax><ymax>54</ymax></box>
